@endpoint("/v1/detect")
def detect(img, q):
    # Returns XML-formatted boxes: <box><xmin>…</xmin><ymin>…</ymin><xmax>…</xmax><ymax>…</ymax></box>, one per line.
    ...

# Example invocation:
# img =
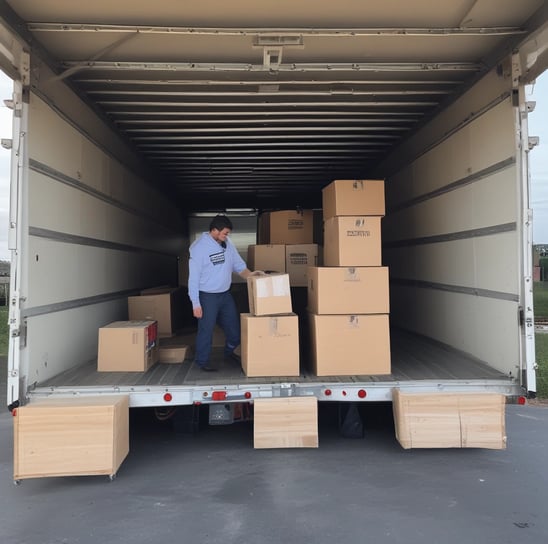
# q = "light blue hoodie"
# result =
<box><xmin>188</xmin><ymin>232</ymin><xmax>246</xmax><ymax>308</ymax></box>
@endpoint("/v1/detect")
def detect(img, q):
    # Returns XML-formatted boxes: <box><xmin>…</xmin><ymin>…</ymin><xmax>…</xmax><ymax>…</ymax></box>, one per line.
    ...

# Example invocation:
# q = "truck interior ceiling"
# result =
<box><xmin>0</xmin><ymin>1</ymin><xmax>545</xmax><ymax>212</ymax></box>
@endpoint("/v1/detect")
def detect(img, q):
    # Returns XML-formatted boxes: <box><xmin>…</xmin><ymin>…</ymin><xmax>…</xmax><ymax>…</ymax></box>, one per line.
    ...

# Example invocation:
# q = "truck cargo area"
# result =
<box><xmin>1</xmin><ymin>1</ymin><xmax>547</xmax><ymax>408</ymax></box>
<box><xmin>32</xmin><ymin>328</ymin><xmax>516</xmax><ymax>407</ymax></box>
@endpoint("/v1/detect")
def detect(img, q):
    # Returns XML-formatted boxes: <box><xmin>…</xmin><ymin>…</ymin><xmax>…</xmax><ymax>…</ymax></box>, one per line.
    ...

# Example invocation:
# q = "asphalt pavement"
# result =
<box><xmin>0</xmin><ymin>401</ymin><xmax>547</xmax><ymax>544</ymax></box>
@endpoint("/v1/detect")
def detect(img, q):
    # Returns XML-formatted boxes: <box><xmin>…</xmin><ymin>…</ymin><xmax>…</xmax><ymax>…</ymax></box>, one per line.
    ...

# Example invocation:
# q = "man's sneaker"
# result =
<box><xmin>195</xmin><ymin>362</ymin><xmax>218</xmax><ymax>372</ymax></box>
<box><xmin>229</xmin><ymin>345</ymin><xmax>242</xmax><ymax>364</ymax></box>
<box><xmin>200</xmin><ymin>365</ymin><xmax>218</xmax><ymax>372</ymax></box>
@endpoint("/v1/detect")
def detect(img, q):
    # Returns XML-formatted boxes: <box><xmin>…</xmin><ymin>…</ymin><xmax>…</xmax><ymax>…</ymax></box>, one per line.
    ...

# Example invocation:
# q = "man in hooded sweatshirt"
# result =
<box><xmin>188</xmin><ymin>214</ymin><xmax>258</xmax><ymax>371</ymax></box>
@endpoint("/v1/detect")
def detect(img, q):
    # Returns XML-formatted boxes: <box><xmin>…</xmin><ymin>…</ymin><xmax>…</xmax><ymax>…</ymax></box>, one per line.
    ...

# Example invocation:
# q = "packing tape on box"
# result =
<box><xmin>256</xmin><ymin>275</ymin><xmax>290</xmax><ymax>298</ymax></box>
<box><xmin>344</xmin><ymin>267</ymin><xmax>359</xmax><ymax>281</ymax></box>
<box><xmin>352</xmin><ymin>180</ymin><xmax>364</xmax><ymax>191</ymax></box>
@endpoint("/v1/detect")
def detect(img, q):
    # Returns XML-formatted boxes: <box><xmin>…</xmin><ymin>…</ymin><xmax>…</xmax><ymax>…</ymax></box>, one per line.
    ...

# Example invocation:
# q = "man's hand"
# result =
<box><xmin>250</xmin><ymin>270</ymin><xmax>266</xmax><ymax>276</ymax></box>
<box><xmin>193</xmin><ymin>306</ymin><xmax>203</xmax><ymax>319</ymax></box>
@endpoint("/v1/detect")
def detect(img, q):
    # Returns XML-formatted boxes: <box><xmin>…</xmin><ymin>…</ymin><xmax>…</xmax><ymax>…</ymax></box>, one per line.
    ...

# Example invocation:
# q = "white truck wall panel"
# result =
<box><xmin>27</xmin><ymin>238</ymin><xmax>175</xmax><ymax>308</ymax></box>
<box><xmin>28</xmin><ymin>170</ymin><xmax>180</xmax><ymax>255</ymax></box>
<box><xmin>384</xmin><ymin>231</ymin><xmax>518</xmax><ymax>297</ymax></box>
<box><xmin>23</xmin><ymin>300</ymin><xmax>128</xmax><ymax>385</ymax></box>
<box><xmin>21</xmin><ymin>83</ymin><xmax>185</xmax><ymax>387</ymax></box>
<box><xmin>389</xmin><ymin>285</ymin><xmax>519</xmax><ymax>376</ymax></box>
<box><xmin>383</xmin><ymin>67</ymin><xmax>520</xmax><ymax>376</ymax></box>
<box><xmin>383</xmin><ymin>167</ymin><xmax>517</xmax><ymax>242</ymax></box>
<box><xmin>28</xmin><ymin>95</ymin><xmax>183</xmax><ymax>250</ymax></box>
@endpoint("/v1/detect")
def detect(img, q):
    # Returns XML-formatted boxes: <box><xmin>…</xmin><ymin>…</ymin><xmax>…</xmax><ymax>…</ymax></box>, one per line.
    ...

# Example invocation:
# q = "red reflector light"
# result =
<box><xmin>212</xmin><ymin>391</ymin><xmax>227</xmax><ymax>401</ymax></box>
<box><xmin>244</xmin><ymin>392</ymin><xmax>252</xmax><ymax>399</ymax></box>
<box><xmin>358</xmin><ymin>389</ymin><xmax>367</xmax><ymax>399</ymax></box>
<box><xmin>324</xmin><ymin>389</ymin><xmax>332</xmax><ymax>396</ymax></box>
<box><xmin>163</xmin><ymin>393</ymin><xmax>173</xmax><ymax>402</ymax></box>
<box><xmin>518</xmin><ymin>396</ymin><xmax>526</xmax><ymax>405</ymax></box>
<box><xmin>342</xmin><ymin>391</ymin><xmax>347</xmax><ymax>396</ymax></box>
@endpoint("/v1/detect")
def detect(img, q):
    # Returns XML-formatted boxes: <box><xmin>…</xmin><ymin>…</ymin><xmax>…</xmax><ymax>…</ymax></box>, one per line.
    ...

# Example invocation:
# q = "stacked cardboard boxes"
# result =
<box><xmin>253</xmin><ymin>211</ymin><xmax>319</xmax><ymax>287</ymax></box>
<box><xmin>248</xmin><ymin>243</ymin><xmax>319</xmax><ymax>287</ymax></box>
<box><xmin>308</xmin><ymin>179</ymin><xmax>391</xmax><ymax>376</ymax></box>
<box><xmin>241</xmin><ymin>273</ymin><xmax>300</xmax><ymax>377</ymax></box>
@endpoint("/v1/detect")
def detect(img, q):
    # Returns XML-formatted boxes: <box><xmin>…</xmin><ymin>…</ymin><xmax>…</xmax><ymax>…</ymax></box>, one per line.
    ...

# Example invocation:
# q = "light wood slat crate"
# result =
<box><xmin>14</xmin><ymin>395</ymin><xmax>129</xmax><ymax>480</ymax></box>
<box><xmin>254</xmin><ymin>397</ymin><xmax>318</xmax><ymax>449</ymax></box>
<box><xmin>392</xmin><ymin>390</ymin><xmax>506</xmax><ymax>449</ymax></box>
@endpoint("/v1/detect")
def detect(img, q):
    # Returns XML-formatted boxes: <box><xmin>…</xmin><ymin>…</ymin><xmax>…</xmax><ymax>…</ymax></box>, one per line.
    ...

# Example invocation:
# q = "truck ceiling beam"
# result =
<box><xmin>27</xmin><ymin>23</ymin><xmax>527</xmax><ymax>38</ymax></box>
<box><xmin>60</xmin><ymin>60</ymin><xmax>482</xmax><ymax>73</ymax></box>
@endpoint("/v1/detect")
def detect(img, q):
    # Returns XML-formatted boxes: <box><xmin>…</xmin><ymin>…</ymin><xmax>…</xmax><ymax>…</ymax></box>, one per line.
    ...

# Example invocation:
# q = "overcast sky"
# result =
<box><xmin>0</xmin><ymin>71</ymin><xmax>545</xmax><ymax>261</ymax></box>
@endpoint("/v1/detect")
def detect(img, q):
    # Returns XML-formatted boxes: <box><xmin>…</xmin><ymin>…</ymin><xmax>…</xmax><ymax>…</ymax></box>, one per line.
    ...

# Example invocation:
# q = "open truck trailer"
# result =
<box><xmin>1</xmin><ymin>2</ymin><xmax>547</xmax><ymax>425</ymax></box>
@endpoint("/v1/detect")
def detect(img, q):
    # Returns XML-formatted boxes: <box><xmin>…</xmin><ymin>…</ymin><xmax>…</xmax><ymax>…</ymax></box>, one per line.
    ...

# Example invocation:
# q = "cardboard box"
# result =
<box><xmin>98</xmin><ymin>320</ymin><xmax>159</xmax><ymax>372</ymax></box>
<box><xmin>322</xmin><ymin>179</ymin><xmax>385</xmax><ymax>221</ymax></box>
<box><xmin>158</xmin><ymin>344</ymin><xmax>190</xmax><ymax>364</ymax></box>
<box><xmin>14</xmin><ymin>395</ymin><xmax>129</xmax><ymax>480</ymax></box>
<box><xmin>247</xmin><ymin>244</ymin><xmax>286</xmax><ymax>273</ymax></box>
<box><xmin>128</xmin><ymin>287</ymin><xmax>185</xmax><ymax>337</ymax></box>
<box><xmin>308</xmin><ymin>313</ymin><xmax>391</xmax><ymax>376</ymax></box>
<box><xmin>253</xmin><ymin>397</ymin><xmax>318</xmax><ymax>449</ymax></box>
<box><xmin>323</xmin><ymin>216</ymin><xmax>382</xmax><ymax>267</ymax></box>
<box><xmin>247</xmin><ymin>273</ymin><xmax>292</xmax><ymax>316</ymax></box>
<box><xmin>258</xmin><ymin>210</ymin><xmax>314</xmax><ymax>244</ymax></box>
<box><xmin>307</xmin><ymin>266</ymin><xmax>389</xmax><ymax>314</ymax></box>
<box><xmin>241</xmin><ymin>313</ymin><xmax>300</xmax><ymax>377</ymax></box>
<box><xmin>392</xmin><ymin>390</ymin><xmax>507</xmax><ymax>449</ymax></box>
<box><xmin>286</xmin><ymin>244</ymin><xmax>318</xmax><ymax>287</ymax></box>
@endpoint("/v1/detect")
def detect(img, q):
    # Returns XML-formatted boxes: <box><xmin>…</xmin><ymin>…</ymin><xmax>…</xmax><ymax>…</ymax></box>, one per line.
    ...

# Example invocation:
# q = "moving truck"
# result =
<box><xmin>1</xmin><ymin>3</ymin><xmax>546</xmax><ymax>426</ymax></box>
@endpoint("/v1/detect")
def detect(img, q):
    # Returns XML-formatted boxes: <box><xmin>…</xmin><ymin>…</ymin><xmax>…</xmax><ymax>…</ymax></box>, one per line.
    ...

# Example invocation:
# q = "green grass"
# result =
<box><xmin>534</xmin><ymin>282</ymin><xmax>548</xmax><ymax>398</ymax></box>
<box><xmin>0</xmin><ymin>306</ymin><xmax>7</xmax><ymax>356</ymax></box>
<box><xmin>533</xmin><ymin>282</ymin><xmax>548</xmax><ymax>318</ymax></box>
<box><xmin>535</xmin><ymin>333</ymin><xmax>548</xmax><ymax>399</ymax></box>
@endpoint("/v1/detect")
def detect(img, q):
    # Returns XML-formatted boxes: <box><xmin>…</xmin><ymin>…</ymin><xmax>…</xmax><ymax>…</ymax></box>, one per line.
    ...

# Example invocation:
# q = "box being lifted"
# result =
<box><xmin>98</xmin><ymin>320</ymin><xmax>159</xmax><ymax>372</ymax></box>
<box><xmin>392</xmin><ymin>390</ymin><xmax>507</xmax><ymax>449</ymax></box>
<box><xmin>247</xmin><ymin>273</ymin><xmax>292</xmax><ymax>316</ymax></box>
<box><xmin>13</xmin><ymin>395</ymin><xmax>129</xmax><ymax>480</ymax></box>
<box><xmin>322</xmin><ymin>179</ymin><xmax>385</xmax><ymax>221</ymax></box>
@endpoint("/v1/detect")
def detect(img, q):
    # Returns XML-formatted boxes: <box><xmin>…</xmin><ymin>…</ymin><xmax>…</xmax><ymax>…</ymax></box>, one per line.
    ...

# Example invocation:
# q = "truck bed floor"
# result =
<box><xmin>38</xmin><ymin>328</ymin><xmax>512</xmax><ymax>389</ymax></box>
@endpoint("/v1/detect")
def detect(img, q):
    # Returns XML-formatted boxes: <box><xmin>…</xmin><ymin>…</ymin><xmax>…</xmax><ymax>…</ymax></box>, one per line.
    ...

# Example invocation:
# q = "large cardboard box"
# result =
<box><xmin>241</xmin><ymin>313</ymin><xmax>300</xmax><ymax>377</ymax></box>
<box><xmin>254</xmin><ymin>397</ymin><xmax>318</xmax><ymax>449</ymax></box>
<box><xmin>392</xmin><ymin>390</ymin><xmax>507</xmax><ymax>449</ymax></box>
<box><xmin>323</xmin><ymin>216</ymin><xmax>382</xmax><ymax>267</ymax></box>
<box><xmin>247</xmin><ymin>244</ymin><xmax>286</xmax><ymax>273</ymax></box>
<box><xmin>247</xmin><ymin>273</ymin><xmax>293</xmax><ymax>316</ymax></box>
<box><xmin>309</xmin><ymin>313</ymin><xmax>391</xmax><ymax>376</ymax></box>
<box><xmin>258</xmin><ymin>210</ymin><xmax>313</xmax><ymax>244</ymax></box>
<box><xmin>128</xmin><ymin>287</ymin><xmax>185</xmax><ymax>337</ymax></box>
<box><xmin>286</xmin><ymin>244</ymin><xmax>318</xmax><ymax>287</ymax></box>
<box><xmin>322</xmin><ymin>179</ymin><xmax>385</xmax><ymax>221</ymax></box>
<box><xmin>14</xmin><ymin>395</ymin><xmax>129</xmax><ymax>480</ymax></box>
<box><xmin>307</xmin><ymin>266</ymin><xmax>389</xmax><ymax>314</ymax></box>
<box><xmin>98</xmin><ymin>320</ymin><xmax>159</xmax><ymax>372</ymax></box>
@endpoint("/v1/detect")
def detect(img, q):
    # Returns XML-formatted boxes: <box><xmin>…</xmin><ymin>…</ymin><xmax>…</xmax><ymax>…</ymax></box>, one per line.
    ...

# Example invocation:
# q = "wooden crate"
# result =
<box><xmin>254</xmin><ymin>397</ymin><xmax>318</xmax><ymax>449</ymax></box>
<box><xmin>14</xmin><ymin>395</ymin><xmax>129</xmax><ymax>480</ymax></box>
<box><xmin>392</xmin><ymin>390</ymin><xmax>506</xmax><ymax>449</ymax></box>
